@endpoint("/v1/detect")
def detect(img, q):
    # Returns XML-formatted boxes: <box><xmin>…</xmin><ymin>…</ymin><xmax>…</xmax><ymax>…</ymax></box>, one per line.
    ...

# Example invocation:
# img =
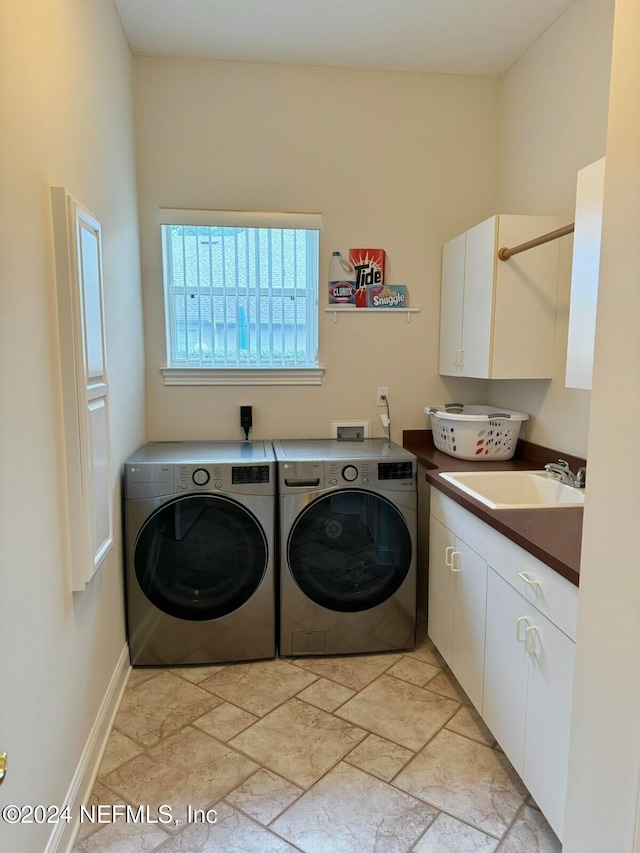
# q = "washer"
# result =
<box><xmin>274</xmin><ymin>439</ymin><xmax>417</xmax><ymax>657</ymax></box>
<box><xmin>124</xmin><ymin>441</ymin><xmax>276</xmax><ymax>666</ymax></box>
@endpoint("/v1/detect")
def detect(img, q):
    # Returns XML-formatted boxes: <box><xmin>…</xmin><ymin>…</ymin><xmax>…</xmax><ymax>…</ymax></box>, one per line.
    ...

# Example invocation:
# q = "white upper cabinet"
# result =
<box><xmin>438</xmin><ymin>232</ymin><xmax>466</xmax><ymax>375</ymax></box>
<box><xmin>565</xmin><ymin>157</ymin><xmax>606</xmax><ymax>390</ymax></box>
<box><xmin>439</xmin><ymin>214</ymin><xmax>560</xmax><ymax>379</ymax></box>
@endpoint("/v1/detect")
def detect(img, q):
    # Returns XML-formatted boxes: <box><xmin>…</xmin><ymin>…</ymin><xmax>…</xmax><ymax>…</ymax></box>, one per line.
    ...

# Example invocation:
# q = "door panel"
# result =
<box><xmin>524</xmin><ymin>611</ymin><xmax>575</xmax><ymax>839</ymax></box>
<box><xmin>483</xmin><ymin>567</ymin><xmax>529</xmax><ymax>773</ymax></box>
<box><xmin>461</xmin><ymin>216</ymin><xmax>495</xmax><ymax>378</ymax></box>
<box><xmin>428</xmin><ymin>516</ymin><xmax>456</xmax><ymax>666</ymax></box>
<box><xmin>439</xmin><ymin>233</ymin><xmax>465</xmax><ymax>375</ymax></box>
<box><xmin>135</xmin><ymin>494</ymin><xmax>267</xmax><ymax>620</ymax></box>
<box><xmin>451</xmin><ymin>539</ymin><xmax>487</xmax><ymax>709</ymax></box>
<box><xmin>288</xmin><ymin>490</ymin><xmax>412</xmax><ymax>612</ymax></box>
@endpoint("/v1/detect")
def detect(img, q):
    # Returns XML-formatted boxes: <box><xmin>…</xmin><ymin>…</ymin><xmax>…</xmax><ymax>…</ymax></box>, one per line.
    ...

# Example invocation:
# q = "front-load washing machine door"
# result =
<box><xmin>287</xmin><ymin>489</ymin><xmax>412</xmax><ymax>612</ymax></box>
<box><xmin>134</xmin><ymin>495</ymin><xmax>267</xmax><ymax>621</ymax></box>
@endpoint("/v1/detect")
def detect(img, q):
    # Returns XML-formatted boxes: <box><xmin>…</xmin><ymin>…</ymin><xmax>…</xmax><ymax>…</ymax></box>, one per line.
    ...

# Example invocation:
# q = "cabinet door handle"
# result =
<box><xmin>459</xmin><ymin>349</ymin><xmax>465</xmax><ymax>366</ymax></box>
<box><xmin>525</xmin><ymin>625</ymin><xmax>538</xmax><ymax>654</ymax></box>
<box><xmin>516</xmin><ymin>616</ymin><xmax>529</xmax><ymax>643</ymax></box>
<box><xmin>445</xmin><ymin>546</ymin><xmax>460</xmax><ymax>571</ymax></box>
<box><xmin>450</xmin><ymin>550</ymin><xmax>461</xmax><ymax>573</ymax></box>
<box><xmin>519</xmin><ymin>571</ymin><xmax>540</xmax><ymax>586</ymax></box>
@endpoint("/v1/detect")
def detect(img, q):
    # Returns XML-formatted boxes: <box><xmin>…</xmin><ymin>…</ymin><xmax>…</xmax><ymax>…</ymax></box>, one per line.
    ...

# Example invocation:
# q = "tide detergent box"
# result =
<box><xmin>366</xmin><ymin>285</ymin><xmax>408</xmax><ymax>308</ymax></box>
<box><xmin>349</xmin><ymin>249</ymin><xmax>386</xmax><ymax>288</ymax></box>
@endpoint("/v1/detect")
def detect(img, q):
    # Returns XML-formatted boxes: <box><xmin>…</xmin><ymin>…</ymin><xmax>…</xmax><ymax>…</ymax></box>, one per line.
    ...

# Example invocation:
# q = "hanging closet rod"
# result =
<box><xmin>498</xmin><ymin>222</ymin><xmax>575</xmax><ymax>261</ymax></box>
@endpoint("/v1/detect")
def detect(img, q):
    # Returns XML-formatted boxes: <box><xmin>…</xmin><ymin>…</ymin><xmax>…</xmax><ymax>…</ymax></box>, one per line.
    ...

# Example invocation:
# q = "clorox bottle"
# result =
<box><xmin>328</xmin><ymin>251</ymin><xmax>357</xmax><ymax>304</ymax></box>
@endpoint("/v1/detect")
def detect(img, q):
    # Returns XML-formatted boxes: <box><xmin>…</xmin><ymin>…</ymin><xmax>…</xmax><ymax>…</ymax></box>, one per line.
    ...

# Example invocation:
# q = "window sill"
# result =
<box><xmin>161</xmin><ymin>367</ymin><xmax>325</xmax><ymax>386</ymax></box>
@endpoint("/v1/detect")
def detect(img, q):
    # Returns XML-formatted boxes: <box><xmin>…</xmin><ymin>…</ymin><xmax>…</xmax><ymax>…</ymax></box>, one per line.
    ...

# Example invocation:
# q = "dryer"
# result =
<box><xmin>124</xmin><ymin>441</ymin><xmax>275</xmax><ymax>666</ymax></box>
<box><xmin>274</xmin><ymin>439</ymin><xmax>417</xmax><ymax>657</ymax></box>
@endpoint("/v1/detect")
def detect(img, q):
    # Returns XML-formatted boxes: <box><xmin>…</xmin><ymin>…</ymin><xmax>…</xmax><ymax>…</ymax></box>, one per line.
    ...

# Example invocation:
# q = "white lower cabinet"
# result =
<box><xmin>428</xmin><ymin>491</ymin><xmax>489</xmax><ymax>712</ymax></box>
<box><xmin>482</xmin><ymin>569</ymin><xmax>529</xmax><ymax>770</ymax></box>
<box><xmin>427</xmin><ymin>487</ymin><xmax>578</xmax><ymax>843</ymax></box>
<box><xmin>484</xmin><ymin>567</ymin><xmax>575</xmax><ymax>840</ymax></box>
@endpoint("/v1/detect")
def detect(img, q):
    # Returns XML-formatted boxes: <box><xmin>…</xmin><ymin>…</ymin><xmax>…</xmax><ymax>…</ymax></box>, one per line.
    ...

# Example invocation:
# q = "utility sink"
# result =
<box><xmin>439</xmin><ymin>470</ymin><xmax>586</xmax><ymax>509</ymax></box>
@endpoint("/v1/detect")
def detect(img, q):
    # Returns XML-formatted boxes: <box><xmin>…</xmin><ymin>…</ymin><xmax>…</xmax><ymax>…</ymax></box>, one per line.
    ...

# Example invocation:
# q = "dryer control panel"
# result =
<box><xmin>279</xmin><ymin>457</ymin><xmax>415</xmax><ymax>492</ymax></box>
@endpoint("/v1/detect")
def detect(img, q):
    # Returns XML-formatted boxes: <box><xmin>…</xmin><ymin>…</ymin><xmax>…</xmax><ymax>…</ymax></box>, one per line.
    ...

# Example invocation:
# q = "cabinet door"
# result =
<box><xmin>461</xmin><ymin>216</ymin><xmax>496</xmax><ymax>378</ymax></box>
<box><xmin>565</xmin><ymin>157</ymin><xmax>606</xmax><ymax>389</ymax></box>
<box><xmin>523</xmin><ymin>610</ymin><xmax>575</xmax><ymax>841</ymax></box>
<box><xmin>439</xmin><ymin>233</ymin><xmax>465</xmax><ymax>376</ymax></box>
<box><xmin>451</xmin><ymin>538</ymin><xmax>487</xmax><ymax>710</ymax></box>
<box><xmin>428</xmin><ymin>515</ymin><xmax>456</xmax><ymax>667</ymax></box>
<box><xmin>483</xmin><ymin>567</ymin><xmax>529</xmax><ymax>775</ymax></box>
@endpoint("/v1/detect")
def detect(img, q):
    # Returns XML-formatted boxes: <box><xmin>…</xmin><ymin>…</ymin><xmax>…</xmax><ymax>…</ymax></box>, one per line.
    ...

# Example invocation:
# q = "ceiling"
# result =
<box><xmin>113</xmin><ymin>0</ymin><xmax>576</xmax><ymax>77</ymax></box>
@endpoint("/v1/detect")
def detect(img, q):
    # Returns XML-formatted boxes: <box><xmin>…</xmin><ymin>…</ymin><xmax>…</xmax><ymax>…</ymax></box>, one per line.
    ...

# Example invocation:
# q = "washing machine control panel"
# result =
<box><xmin>125</xmin><ymin>442</ymin><xmax>276</xmax><ymax>499</ymax></box>
<box><xmin>378</xmin><ymin>461</ymin><xmax>414</xmax><ymax>481</ymax></box>
<box><xmin>172</xmin><ymin>463</ymin><xmax>273</xmax><ymax>496</ymax></box>
<box><xmin>192</xmin><ymin>467</ymin><xmax>210</xmax><ymax>486</ymax></box>
<box><xmin>232</xmin><ymin>465</ymin><xmax>270</xmax><ymax>485</ymax></box>
<box><xmin>327</xmin><ymin>460</ymin><xmax>370</xmax><ymax>485</ymax></box>
<box><xmin>176</xmin><ymin>465</ymin><xmax>222</xmax><ymax>492</ymax></box>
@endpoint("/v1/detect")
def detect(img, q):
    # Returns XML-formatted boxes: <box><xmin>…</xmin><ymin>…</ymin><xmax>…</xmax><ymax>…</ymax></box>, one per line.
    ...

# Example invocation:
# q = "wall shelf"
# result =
<box><xmin>324</xmin><ymin>307</ymin><xmax>420</xmax><ymax>323</ymax></box>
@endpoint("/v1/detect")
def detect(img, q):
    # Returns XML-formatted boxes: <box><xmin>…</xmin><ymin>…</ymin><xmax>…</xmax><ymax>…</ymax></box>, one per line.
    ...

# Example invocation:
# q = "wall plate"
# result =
<box><xmin>331</xmin><ymin>420</ymin><xmax>371</xmax><ymax>440</ymax></box>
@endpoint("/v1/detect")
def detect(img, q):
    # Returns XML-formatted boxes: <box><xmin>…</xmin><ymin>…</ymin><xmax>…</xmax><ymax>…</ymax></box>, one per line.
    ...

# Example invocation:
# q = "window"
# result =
<box><xmin>158</xmin><ymin>208</ymin><xmax>322</xmax><ymax>385</ymax></box>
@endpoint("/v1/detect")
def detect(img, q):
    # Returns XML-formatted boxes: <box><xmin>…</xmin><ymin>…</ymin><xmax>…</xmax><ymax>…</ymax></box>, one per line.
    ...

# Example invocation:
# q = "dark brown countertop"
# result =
<box><xmin>403</xmin><ymin>430</ymin><xmax>583</xmax><ymax>587</ymax></box>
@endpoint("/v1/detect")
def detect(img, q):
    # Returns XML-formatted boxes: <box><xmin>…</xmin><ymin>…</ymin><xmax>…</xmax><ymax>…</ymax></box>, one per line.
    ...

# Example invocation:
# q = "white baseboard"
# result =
<box><xmin>45</xmin><ymin>644</ymin><xmax>130</xmax><ymax>853</ymax></box>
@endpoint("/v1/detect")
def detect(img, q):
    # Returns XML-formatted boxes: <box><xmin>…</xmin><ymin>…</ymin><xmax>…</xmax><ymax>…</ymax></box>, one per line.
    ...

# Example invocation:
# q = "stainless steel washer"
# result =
<box><xmin>274</xmin><ymin>439</ymin><xmax>417</xmax><ymax>656</ymax></box>
<box><xmin>124</xmin><ymin>441</ymin><xmax>276</xmax><ymax>666</ymax></box>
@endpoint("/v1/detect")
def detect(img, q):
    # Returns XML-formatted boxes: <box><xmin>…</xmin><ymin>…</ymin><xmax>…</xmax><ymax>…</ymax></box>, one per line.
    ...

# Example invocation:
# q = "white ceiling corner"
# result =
<box><xmin>113</xmin><ymin>0</ymin><xmax>576</xmax><ymax>76</ymax></box>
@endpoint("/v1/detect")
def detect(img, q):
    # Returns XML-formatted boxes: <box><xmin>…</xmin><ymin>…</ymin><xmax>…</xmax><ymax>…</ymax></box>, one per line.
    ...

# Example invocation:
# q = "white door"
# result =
<box><xmin>51</xmin><ymin>188</ymin><xmax>113</xmax><ymax>590</ymax></box>
<box><xmin>461</xmin><ymin>216</ymin><xmax>496</xmax><ymax>378</ymax></box>
<box><xmin>483</xmin><ymin>567</ymin><xmax>529</xmax><ymax>773</ymax></box>
<box><xmin>523</xmin><ymin>609</ymin><xmax>575</xmax><ymax>840</ymax></box>
<box><xmin>439</xmin><ymin>233</ymin><xmax>466</xmax><ymax>376</ymax></box>
<box><xmin>428</xmin><ymin>516</ymin><xmax>456</xmax><ymax>666</ymax></box>
<box><xmin>565</xmin><ymin>157</ymin><xmax>606</xmax><ymax>389</ymax></box>
<box><xmin>451</xmin><ymin>539</ymin><xmax>487</xmax><ymax>710</ymax></box>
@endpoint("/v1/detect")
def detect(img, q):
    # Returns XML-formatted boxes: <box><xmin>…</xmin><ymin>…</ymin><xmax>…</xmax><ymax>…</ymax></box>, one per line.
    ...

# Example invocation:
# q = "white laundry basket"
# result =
<box><xmin>425</xmin><ymin>404</ymin><xmax>529</xmax><ymax>461</ymax></box>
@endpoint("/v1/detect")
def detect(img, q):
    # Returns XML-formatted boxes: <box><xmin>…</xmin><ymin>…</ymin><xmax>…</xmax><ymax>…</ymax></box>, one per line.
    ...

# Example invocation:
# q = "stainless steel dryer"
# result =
<box><xmin>274</xmin><ymin>439</ymin><xmax>417</xmax><ymax>656</ymax></box>
<box><xmin>124</xmin><ymin>441</ymin><xmax>276</xmax><ymax>666</ymax></box>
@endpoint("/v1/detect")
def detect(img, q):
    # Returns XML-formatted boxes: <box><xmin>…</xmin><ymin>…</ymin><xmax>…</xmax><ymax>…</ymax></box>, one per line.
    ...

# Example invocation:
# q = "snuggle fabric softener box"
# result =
<box><xmin>366</xmin><ymin>285</ymin><xmax>408</xmax><ymax>307</ymax></box>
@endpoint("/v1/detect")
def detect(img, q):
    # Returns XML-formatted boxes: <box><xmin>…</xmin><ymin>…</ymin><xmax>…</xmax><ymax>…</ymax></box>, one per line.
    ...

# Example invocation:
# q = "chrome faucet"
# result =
<box><xmin>544</xmin><ymin>459</ymin><xmax>587</xmax><ymax>488</ymax></box>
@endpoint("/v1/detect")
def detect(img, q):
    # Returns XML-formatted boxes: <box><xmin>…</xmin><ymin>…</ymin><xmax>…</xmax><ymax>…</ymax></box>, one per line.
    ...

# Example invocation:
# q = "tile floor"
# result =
<box><xmin>73</xmin><ymin>621</ymin><xmax>562</xmax><ymax>852</ymax></box>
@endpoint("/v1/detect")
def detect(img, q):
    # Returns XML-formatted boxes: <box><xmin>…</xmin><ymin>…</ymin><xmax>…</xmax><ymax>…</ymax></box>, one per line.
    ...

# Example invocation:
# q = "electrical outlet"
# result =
<box><xmin>376</xmin><ymin>387</ymin><xmax>389</xmax><ymax>406</ymax></box>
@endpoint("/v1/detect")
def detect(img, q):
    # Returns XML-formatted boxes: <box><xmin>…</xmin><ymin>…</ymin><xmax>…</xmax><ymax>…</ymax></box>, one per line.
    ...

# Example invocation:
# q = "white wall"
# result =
<box><xmin>134</xmin><ymin>59</ymin><xmax>500</xmax><ymax>443</ymax></box>
<box><xmin>489</xmin><ymin>0</ymin><xmax>615</xmax><ymax>456</ymax></box>
<box><xmin>0</xmin><ymin>2</ymin><xmax>144</xmax><ymax>850</ymax></box>
<box><xmin>564</xmin><ymin>0</ymin><xmax>640</xmax><ymax>848</ymax></box>
<box><xmin>0</xmin><ymin>0</ymin><xmax>623</xmax><ymax>846</ymax></box>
